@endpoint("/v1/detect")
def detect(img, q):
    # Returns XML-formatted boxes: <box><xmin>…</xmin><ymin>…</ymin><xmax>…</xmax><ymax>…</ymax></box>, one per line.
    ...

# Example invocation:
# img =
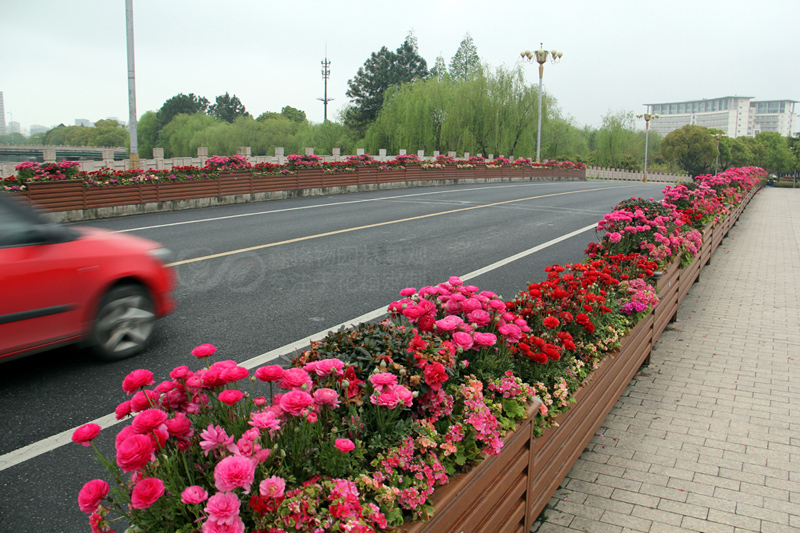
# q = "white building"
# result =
<box><xmin>645</xmin><ymin>96</ymin><xmax>797</xmax><ymax>138</ymax></box>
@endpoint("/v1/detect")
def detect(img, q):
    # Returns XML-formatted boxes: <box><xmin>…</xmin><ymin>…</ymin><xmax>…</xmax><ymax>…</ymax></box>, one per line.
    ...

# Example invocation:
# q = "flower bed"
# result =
<box><xmin>72</xmin><ymin>167</ymin><xmax>764</xmax><ymax>533</ymax></box>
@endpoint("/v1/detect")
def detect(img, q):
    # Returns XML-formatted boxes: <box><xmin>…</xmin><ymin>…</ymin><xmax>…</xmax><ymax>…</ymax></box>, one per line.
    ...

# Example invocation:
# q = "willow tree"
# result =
<box><xmin>364</xmin><ymin>65</ymin><xmax>552</xmax><ymax>158</ymax></box>
<box><xmin>595</xmin><ymin>110</ymin><xmax>640</xmax><ymax>168</ymax></box>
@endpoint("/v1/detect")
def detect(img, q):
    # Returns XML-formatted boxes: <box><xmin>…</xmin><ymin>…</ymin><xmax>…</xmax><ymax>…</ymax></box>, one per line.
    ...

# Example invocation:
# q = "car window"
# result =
<box><xmin>0</xmin><ymin>199</ymin><xmax>40</xmax><ymax>247</ymax></box>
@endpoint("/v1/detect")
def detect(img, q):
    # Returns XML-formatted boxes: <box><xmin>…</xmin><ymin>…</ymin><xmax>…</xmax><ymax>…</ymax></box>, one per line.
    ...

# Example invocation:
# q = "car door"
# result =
<box><xmin>0</xmin><ymin>199</ymin><xmax>87</xmax><ymax>357</ymax></box>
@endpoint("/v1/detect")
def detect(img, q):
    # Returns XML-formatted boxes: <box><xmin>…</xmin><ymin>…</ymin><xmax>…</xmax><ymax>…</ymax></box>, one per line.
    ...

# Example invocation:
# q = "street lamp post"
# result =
<box><xmin>7</xmin><ymin>111</ymin><xmax>12</xmax><ymax>146</ymax></box>
<box><xmin>521</xmin><ymin>44</ymin><xmax>563</xmax><ymax>163</ymax></box>
<box><xmin>636</xmin><ymin>112</ymin><xmax>659</xmax><ymax>183</ymax></box>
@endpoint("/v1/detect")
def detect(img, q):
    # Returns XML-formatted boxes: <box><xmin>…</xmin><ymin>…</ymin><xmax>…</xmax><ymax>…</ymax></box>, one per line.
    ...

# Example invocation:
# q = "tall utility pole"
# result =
<box><xmin>317</xmin><ymin>54</ymin><xmax>333</xmax><ymax>122</ymax></box>
<box><xmin>125</xmin><ymin>0</ymin><xmax>139</xmax><ymax>168</ymax></box>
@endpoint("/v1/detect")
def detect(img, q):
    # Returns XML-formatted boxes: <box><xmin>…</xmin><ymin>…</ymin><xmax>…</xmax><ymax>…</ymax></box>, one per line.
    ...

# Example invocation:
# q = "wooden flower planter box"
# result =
<box><xmin>400</xmin><ymin>403</ymin><xmax>541</xmax><ymax>533</ymax></box>
<box><xmin>25</xmin><ymin>179</ymin><xmax>86</xmax><ymax>211</ymax></box>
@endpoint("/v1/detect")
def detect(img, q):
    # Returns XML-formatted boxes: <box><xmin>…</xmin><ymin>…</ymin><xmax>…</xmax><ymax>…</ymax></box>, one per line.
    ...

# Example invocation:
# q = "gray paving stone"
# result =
<box><xmin>532</xmin><ymin>190</ymin><xmax>800</xmax><ymax>533</ymax></box>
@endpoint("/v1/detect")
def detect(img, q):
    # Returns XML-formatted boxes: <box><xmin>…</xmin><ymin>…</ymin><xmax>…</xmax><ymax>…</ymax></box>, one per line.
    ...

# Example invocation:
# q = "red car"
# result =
<box><xmin>0</xmin><ymin>195</ymin><xmax>177</xmax><ymax>362</ymax></box>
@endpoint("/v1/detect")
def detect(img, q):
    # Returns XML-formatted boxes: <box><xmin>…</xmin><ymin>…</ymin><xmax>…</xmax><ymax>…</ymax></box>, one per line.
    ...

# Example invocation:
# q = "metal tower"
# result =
<box><xmin>317</xmin><ymin>56</ymin><xmax>333</xmax><ymax>122</ymax></box>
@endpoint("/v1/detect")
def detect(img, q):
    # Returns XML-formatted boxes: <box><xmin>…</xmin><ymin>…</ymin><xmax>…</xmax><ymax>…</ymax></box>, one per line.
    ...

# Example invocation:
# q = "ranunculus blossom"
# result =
<box><xmin>181</xmin><ymin>485</ymin><xmax>209</xmax><ymax>505</ymax></box>
<box><xmin>259</xmin><ymin>476</ymin><xmax>286</xmax><ymax>498</ymax></box>
<box><xmin>132</xmin><ymin>409</ymin><xmax>168</xmax><ymax>434</ymax></box>
<box><xmin>278</xmin><ymin>368</ymin><xmax>312</xmax><ymax>391</ymax></box>
<box><xmin>370</xmin><ymin>389</ymin><xmax>400</xmax><ymax>409</ymax></box>
<box><xmin>114</xmin><ymin>400</ymin><xmax>132</xmax><ymax>420</ymax></box>
<box><xmin>165</xmin><ymin>412</ymin><xmax>193</xmax><ymax>438</ymax></box>
<box><xmin>72</xmin><ymin>423</ymin><xmax>101</xmax><ymax>446</ymax></box>
<box><xmin>543</xmin><ymin>316</ymin><xmax>560</xmax><ymax>329</ymax></box>
<box><xmin>130</xmin><ymin>477</ymin><xmax>165</xmax><ymax>509</ymax></box>
<box><xmin>220</xmin><ymin>366</ymin><xmax>249</xmax><ymax>383</ymax></box>
<box><xmin>279</xmin><ymin>390</ymin><xmax>314</xmax><ymax>416</ymax></box>
<box><xmin>192</xmin><ymin>343</ymin><xmax>218</xmax><ymax>358</ymax></box>
<box><xmin>467</xmin><ymin>309</ymin><xmax>491</xmax><ymax>327</ymax></box>
<box><xmin>313</xmin><ymin>388</ymin><xmax>340</xmax><ymax>409</ymax></box>
<box><xmin>78</xmin><ymin>479</ymin><xmax>109</xmax><ymax>513</ymax></box>
<box><xmin>369</xmin><ymin>372</ymin><xmax>397</xmax><ymax>388</ymax></box>
<box><xmin>199</xmin><ymin>425</ymin><xmax>235</xmax><ymax>456</ymax></box>
<box><xmin>169</xmin><ymin>365</ymin><xmax>192</xmax><ymax>380</ymax></box>
<box><xmin>202</xmin><ymin>517</ymin><xmax>245</xmax><ymax>533</ymax></box>
<box><xmin>122</xmin><ymin>369</ymin><xmax>154</xmax><ymax>395</ymax></box>
<box><xmin>214</xmin><ymin>455</ymin><xmax>255</xmax><ymax>493</ymax></box>
<box><xmin>473</xmin><ymin>332</ymin><xmax>498</xmax><ymax>347</ymax></box>
<box><xmin>303</xmin><ymin>358</ymin><xmax>345</xmax><ymax>377</ymax></box>
<box><xmin>116</xmin><ymin>434</ymin><xmax>155</xmax><ymax>472</ymax></box>
<box><xmin>335</xmin><ymin>438</ymin><xmax>355</xmax><ymax>453</ymax></box>
<box><xmin>248</xmin><ymin>411</ymin><xmax>281</xmax><ymax>432</ymax></box>
<box><xmin>254</xmin><ymin>365</ymin><xmax>284</xmax><ymax>382</ymax></box>
<box><xmin>452</xmin><ymin>331</ymin><xmax>474</xmax><ymax>351</ymax></box>
<box><xmin>130</xmin><ymin>389</ymin><xmax>160</xmax><ymax>412</ymax></box>
<box><xmin>218</xmin><ymin>390</ymin><xmax>244</xmax><ymax>406</ymax></box>
<box><xmin>205</xmin><ymin>491</ymin><xmax>241</xmax><ymax>526</ymax></box>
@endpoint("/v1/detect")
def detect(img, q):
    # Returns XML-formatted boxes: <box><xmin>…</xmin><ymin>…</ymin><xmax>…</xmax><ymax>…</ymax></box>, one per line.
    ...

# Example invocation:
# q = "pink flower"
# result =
<box><xmin>313</xmin><ymin>388</ymin><xmax>340</xmax><ymax>409</ymax></box>
<box><xmin>165</xmin><ymin>412</ymin><xmax>193</xmax><ymax>438</ymax></box>
<box><xmin>192</xmin><ymin>343</ymin><xmax>218</xmax><ymax>358</ymax></box>
<box><xmin>467</xmin><ymin>309</ymin><xmax>491</xmax><ymax>327</ymax></box>
<box><xmin>130</xmin><ymin>389</ymin><xmax>159</xmax><ymax>412</ymax></box>
<box><xmin>259</xmin><ymin>476</ymin><xmax>286</xmax><ymax>498</ymax></box>
<box><xmin>132</xmin><ymin>409</ymin><xmax>168</xmax><ymax>434</ymax></box>
<box><xmin>306</xmin><ymin>412</ymin><xmax>318</xmax><ymax>423</ymax></box>
<box><xmin>473</xmin><ymin>332</ymin><xmax>498</xmax><ymax>347</ymax></box>
<box><xmin>72</xmin><ymin>423</ymin><xmax>101</xmax><ymax>446</ymax></box>
<box><xmin>278</xmin><ymin>368</ymin><xmax>312</xmax><ymax>391</ymax></box>
<box><xmin>114</xmin><ymin>400</ymin><xmax>132</xmax><ymax>420</ymax></box>
<box><xmin>335</xmin><ymin>438</ymin><xmax>355</xmax><ymax>453</ymax></box>
<box><xmin>130</xmin><ymin>477</ymin><xmax>165</xmax><ymax>509</ymax></box>
<box><xmin>248</xmin><ymin>411</ymin><xmax>281</xmax><ymax>432</ymax></box>
<box><xmin>435</xmin><ymin>315</ymin><xmax>463</xmax><ymax>332</ymax></box>
<box><xmin>78</xmin><ymin>479</ymin><xmax>109</xmax><ymax>513</ymax></box>
<box><xmin>608</xmin><ymin>231</ymin><xmax>622</xmax><ymax>243</ymax></box>
<box><xmin>122</xmin><ymin>369</ymin><xmax>154</xmax><ymax>395</ymax></box>
<box><xmin>394</xmin><ymin>384</ymin><xmax>414</xmax><ymax>407</ymax></box>
<box><xmin>202</xmin><ymin>517</ymin><xmax>245</xmax><ymax>533</ymax></box>
<box><xmin>452</xmin><ymin>331</ymin><xmax>474</xmax><ymax>350</ymax></box>
<box><xmin>279</xmin><ymin>390</ymin><xmax>314</xmax><ymax>416</ymax></box>
<box><xmin>199</xmin><ymin>425</ymin><xmax>235</xmax><ymax>456</ymax></box>
<box><xmin>370</xmin><ymin>389</ymin><xmax>400</xmax><ymax>409</ymax></box>
<box><xmin>218</xmin><ymin>390</ymin><xmax>244</xmax><ymax>406</ymax></box>
<box><xmin>181</xmin><ymin>485</ymin><xmax>209</xmax><ymax>505</ymax></box>
<box><xmin>254</xmin><ymin>365</ymin><xmax>284</xmax><ymax>382</ymax></box>
<box><xmin>116</xmin><ymin>434</ymin><xmax>155</xmax><ymax>472</ymax></box>
<box><xmin>399</xmin><ymin>287</ymin><xmax>417</xmax><ymax>296</ymax></box>
<box><xmin>205</xmin><ymin>491</ymin><xmax>241</xmax><ymax>525</ymax></box>
<box><xmin>303</xmin><ymin>358</ymin><xmax>345</xmax><ymax>377</ymax></box>
<box><xmin>170</xmin><ymin>365</ymin><xmax>192</xmax><ymax>380</ymax></box>
<box><xmin>214</xmin><ymin>455</ymin><xmax>255</xmax><ymax>493</ymax></box>
<box><xmin>220</xmin><ymin>366</ymin><xmax>249</xmax><ymax>383</ymax></box>
<box><xmin>369</xmin><ymin>372</ymin><xmax>397</xmax><ymax>388</ymax></box>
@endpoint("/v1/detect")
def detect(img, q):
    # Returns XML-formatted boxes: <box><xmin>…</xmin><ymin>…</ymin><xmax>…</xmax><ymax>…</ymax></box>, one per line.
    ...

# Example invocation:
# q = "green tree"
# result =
<box><xmin>208</xmin><ymin>92</ymin><xmax>251</xmax><ymax>123</ymax></box>
<box><xmin>159</xmin><ymin>113</ymin><xmax>218</xmax><ymax>157</ymax></box>
<box><xmin>156</xmin><ymin>93</ymin><xmax>209</xmax><ymax>130</ymax></box>
<box><xmin>91</xmin><ymin>119</ymin><xmax>128</xmax><ymax>147</ymax></box>
<box><xmin>44</xmin><ymin>124</ymin><xmax>69</xmax><ymax>145</ymax></box>
<box><xmin>659</xmin><ymin>125</ymin><xmax>717</xmax><ymax>177</ymax></box>
<box><xmin>595</xmin><ymin>111</ymin><xmax>639</xmax><ymax>168</ymax></box>
<box><xmin>430</xmin><ymin>55</ymin><xmax>448</xmax><ymax>81</ymax></box>
<box><xmin>345</xmin><ymin>32</ymin><xmax>429</xmax><ymax>137</ymax></box>
<box><xmin>280</xmin><ymin>106</ymin><xmax>307</xmax><ymax>123</ymax></box>
<box><xmin>754</xmin><ymin>132</ymin><xmax>794</xmax><ymax>175</ymax></box>
<box><xmin>448</xmin><ymin>33</ymin><xmax>480</xmax><ymax>81</ymax></box>
<box><xmin>363</xmin><ymin>65</ymin><xmax>546</xmax><ymax>159</ymax></box>
<box><xmin>137</xmin><ymin>111</ymin><xmax>159</xmax><ymax>159</ymax></box>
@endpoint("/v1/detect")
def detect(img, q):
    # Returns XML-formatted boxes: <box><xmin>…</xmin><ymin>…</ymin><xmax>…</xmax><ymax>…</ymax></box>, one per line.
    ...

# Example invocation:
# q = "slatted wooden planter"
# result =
<box><xmin>25</xmin><ymin>180</ymin><xmax>85</xmax><ymax>211</ymax></box>
<box><xmin>528</xmin><ymin>312</ymin><xmax>654</xmax><ymax>521</ymax></box>
<box><xmin>400</xmin><ymin>403</ymin><xmax>541</xmax><ymax>533</ymax></box>
<box><xmin>321</xmin><ymin>172</ymin><xmax>359</xmax><ymax>188</ymax></box>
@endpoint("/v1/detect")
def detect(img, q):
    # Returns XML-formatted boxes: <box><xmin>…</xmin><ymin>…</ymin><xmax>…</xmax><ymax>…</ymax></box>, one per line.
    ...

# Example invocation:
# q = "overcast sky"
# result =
<box><xmin>2</xmin><ymin>0</ymin><xmax>798</xmax><ymax>136</ymax></box>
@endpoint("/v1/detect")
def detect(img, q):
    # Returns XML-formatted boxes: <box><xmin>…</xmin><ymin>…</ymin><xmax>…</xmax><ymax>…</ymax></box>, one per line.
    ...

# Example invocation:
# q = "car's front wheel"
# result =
<box><xmin>91</xmin><ymin>284</ymin><xmax>155</xmax><ymax>361</ymax></box>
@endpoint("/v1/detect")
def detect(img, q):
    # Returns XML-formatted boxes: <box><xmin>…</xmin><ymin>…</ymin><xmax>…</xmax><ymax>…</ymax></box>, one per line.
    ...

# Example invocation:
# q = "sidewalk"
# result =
<box><xmin>532</xmin><ymin>188</ymin><xmax>800</xmax><ymax>533</ymax></box>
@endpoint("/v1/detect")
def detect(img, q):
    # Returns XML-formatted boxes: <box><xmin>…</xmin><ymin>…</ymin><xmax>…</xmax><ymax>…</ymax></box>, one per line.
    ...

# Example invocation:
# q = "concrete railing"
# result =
<box><xmin>1</xmin><ymin>147</ymin><xmax>541</xmax><ymax>178</ymax></box>
<box><xmin>585</xmin><ymin>165</ymin><xmax>688</xmax><ymax>183</ymax></box>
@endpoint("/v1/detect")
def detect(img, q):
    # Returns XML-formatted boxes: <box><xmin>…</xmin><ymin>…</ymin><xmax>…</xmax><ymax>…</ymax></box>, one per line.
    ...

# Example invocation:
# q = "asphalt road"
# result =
<box><xmin>0</xmin><ymin>179</ymin><xmax>666</xmax><ymax>531</ymax></box>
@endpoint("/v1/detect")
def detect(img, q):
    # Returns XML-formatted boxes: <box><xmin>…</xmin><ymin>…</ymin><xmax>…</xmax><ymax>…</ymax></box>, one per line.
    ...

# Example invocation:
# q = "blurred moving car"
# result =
<box><xmin>0</xmin><ymin>195</ymin><xmax>176</xmax><ymax>362</ymax></box>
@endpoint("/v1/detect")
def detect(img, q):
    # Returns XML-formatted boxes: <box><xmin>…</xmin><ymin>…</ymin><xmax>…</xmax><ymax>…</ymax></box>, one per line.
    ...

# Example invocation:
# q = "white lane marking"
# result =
<box><xmin>0</xmin><ymin>223</ymin><xmax>595</xmax><ymax>471</ymax></box>
<box><xmin>115</xmin><ymin>182</ymin><xmax>614</xmax><ymax>233</ymax></box>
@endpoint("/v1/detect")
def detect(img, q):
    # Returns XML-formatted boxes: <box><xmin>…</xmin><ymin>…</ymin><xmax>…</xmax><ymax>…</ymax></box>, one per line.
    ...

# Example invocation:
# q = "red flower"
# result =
<box><xmin>543</xmin><ymin>316</ymin><xmax>560</xmax><ymax>329</ymax></box>
<box><xmin>191</xmin><ymin>343</ymin><xmax>217</xmax><ymax>358</ymax></box>
<box><xmin>72</xmin><ymin>423</ymin><xmax>101</xmax><ymax>446</ymax></box>
<box><xmin>423</xmin><ymin>362</ymin><xmax>448</xmax><ymax>391</ymax></box>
